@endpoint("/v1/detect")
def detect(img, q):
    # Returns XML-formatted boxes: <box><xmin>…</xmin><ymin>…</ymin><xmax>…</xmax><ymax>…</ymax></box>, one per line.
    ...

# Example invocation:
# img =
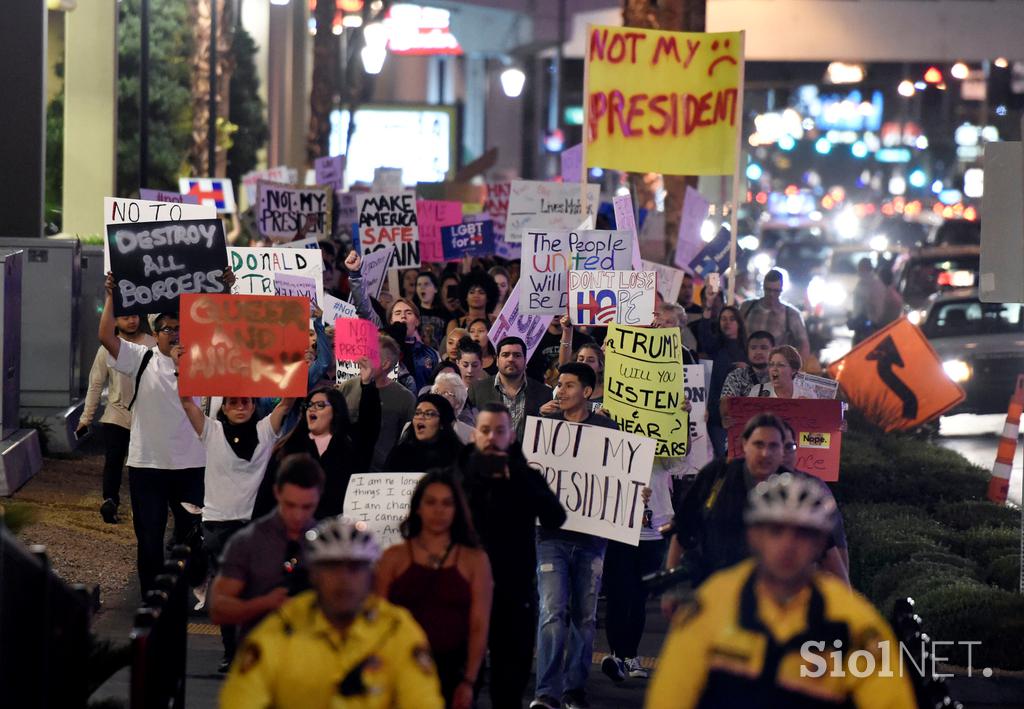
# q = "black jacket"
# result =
<box><xmin>468</xmin><ymin>375</ymin><xmax>553</xmax><ymax>441</ymax></box>
<box><xmin>384</xmin><ymin>429</ymin><xmax>464</xmax><ymax>473</ymax></box>
<box><xmin>451</xmin><ymin>442</ymin><xmax>566</xmax><ymax>602</ymax></box>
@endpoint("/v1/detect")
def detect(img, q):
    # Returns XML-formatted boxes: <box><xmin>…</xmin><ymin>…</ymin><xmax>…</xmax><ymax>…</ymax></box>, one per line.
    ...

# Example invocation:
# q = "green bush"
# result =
<box><xmin>933</xmin><ymin>500</ymin><xmax>1018</xmax><ymax>531</ymax></box>
<box><xmin>880</xmin><ymin>572</ymin><xmax>984</xmax><ymax>619</ymax></box>
<box><xmin>959</xmin><ymin>527</ymin><xmax>1020</xmax><ymax>568</ymax></box>
<box><xmin>871</xmin><ymin>559</ymin><xmax>975</xmax><ymax>609</ymax></box>
<box><xmin>909</xmin><ymin>549</ymin><xmax>978</xmax><ymax>572</ymax></box>
<box><xmin>913</xmin><ymin>584</ymin><xmax>1024</xmax><ymax>670</ymax></box>
<box><xmin>985</xmin><ymin>554</ymin><xmax>1020</xmax><ymax>592</ymax></box>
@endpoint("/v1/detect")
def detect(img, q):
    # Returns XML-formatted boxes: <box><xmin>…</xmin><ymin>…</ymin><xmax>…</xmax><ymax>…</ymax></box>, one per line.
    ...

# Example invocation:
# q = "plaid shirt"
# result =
<box><xmin>720</xmin><ymin>366</ymin><xmax>769</xmax><ymax>400</ymax></box>
<box><xmin>493</xmin><ymin>374</ymin><xmax>527</xmax><ymax>434</ymax></box>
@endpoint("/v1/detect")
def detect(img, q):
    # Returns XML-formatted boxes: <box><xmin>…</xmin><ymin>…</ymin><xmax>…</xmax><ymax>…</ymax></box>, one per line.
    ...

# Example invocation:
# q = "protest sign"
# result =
<box><xmin>359</xmin><ymin>243</ymin><xmax>395</xmax><ymax>301</ymax></box>
<box><xmin>584</xmin><ymin>26</ymin><xmax>743</xmax><ymax>176</ymax></box>
<box><xmin>256</xmin><ymin>182</ymin><xmax>332</xmax><ymax>242</ymax></box>
<box><xmin>228</xmin><ymin>246</ymin><xmax>325</xmax><ymax>308</ymax></box>
<box><xmin>279</xmin><ymin>237</ymin><xmax>321</xmax><ymax>250</ymax></box>
<box><xmin>179</xmin><ymin>177</ymin><xmax>236</xmax><ymax>213</ymax></box>
<box><xmin>520</xmin><ymin>229</ymin><xmax>634</xmax><ymax>315</ymax></box>
<box><xmin>314</xmin><ymin>155</ymin><xmax>346</xmax><ymax>191</ymax></box>
<box><xmin>604</xmin><ymin>324</ymin><xmax>688</xmax><ymax>457</ymax></box>
<box><xmin>321</xmin><ymin>293</ymin><xmax>357</xmax><ymax>327</ymax></box>
<box><xmin>488</xmin><ymin>280</ymin><xmax>548</xmax><ymax>361</ymax></box>
<box><xmin>725</xmin><ymin>397</ymin><xmax>843</xmax><ymax>482</ymax></box>
<box><xmin>678</xmin><ymin>364</ymin><xmax>713</xmax><ymax>476</ymax></box>
<box><xmin>416</xmin><ymin>200</ymin><xmax>463</xmax><ymax>263</ymax></box>
<box><xmin>612</xmin><ymin>194</ymin><xmax>644</xmax><ymax>270</ymax></box>
<box><xmin>689</xmin><ymin>224</ymin><xmax>731</xmax><ymax>278</ymax></box>
<box><xmin>568</xmin><ymin>270</ymin><xmax>657</xmax><ymax>326</ymax></box>
<box><xmin>334</xmin><ymin>318</ymin><xmax>380</xmax><ymax>369</ymax></box>
<box><xmin>826</xmin><ymin>318</ymin><xmax>964</xmax><ymax>432</ymax></box>
<box><xmin>485</xmin><ymin>181</ymin><xmax>511</xmax><ymax>238</ymax></box>
<box><xmin>495</xmin><ymin>234</ymin><xmax>522</xmax><ymax>260</ymax></box>
<box><xmin>104</xmin><ymin>196</ymin><xmax>216</xmax><ymax>272</ymax></box>
<box><xmin>273</xmin><ymin>273</ymin><xmax>318</xmax><ymax>314</ymax></box>
<box><xmin>334</xmin><ymin>190</ymin><xmax>359</xmax><ymax>240</ymax></box>
<box><xmin>242</xmin><ymin>165</ymin><xmax>292</xmax><ymax>206</ymax></box>
<box><xmin>356</xmin><ymin>192</ymin><xmax>420</xmax><ymax>268</ymax></box>
<box><xmin>560</xmin><ymin>144</ymin><xmax>583</xmax><ymax>182</ymax></box>
<box><xmin>139</xmin><ymin>189</ymin><xmax>199</xmax><ymax>205</ymax></box>
<box><xmin>178</xmin><ymin>293</ymin><xmax>309</xmax><ymax>397</ymax></box>
<box><xmin>107</xmin><ymin>218</ymin><xmax>228</xmax><ymax>316</ymax></box>
<box><xmin>441</xmin><ymin>219</ymin><xmax>495</xmax><ymax>261</ymax></box>
<box><xmin>505</xmin><ymin>180</ymin><xmax>600</xmax><ymax>244</ymax></box>
<box><xmin>641</xmin><ymin>260</ymin><xmax>687</xmax><ymax>302</ymax></box>
<box><xmin>793</xmin><ymin>372</ymin><xmax>840</xmax><ymax>400</ymax></box>
<box><xmin>373</xmin><ymin>167</ymin><xmax>404</xmax><ymax>192</ymax></box>
<box><xmin>343</xmin><ymin>473</ymin><xmax>424</xmax><ymax>549</ymax></box>
<box><xmin>675</xmin><ymin>186</ymin><xmax>710</xmax><ymax>269</ymax></box>
<box><xmin>523</xmin><ymin>416</ymin><xmax>655</xmax><ymax>545</ymax></box>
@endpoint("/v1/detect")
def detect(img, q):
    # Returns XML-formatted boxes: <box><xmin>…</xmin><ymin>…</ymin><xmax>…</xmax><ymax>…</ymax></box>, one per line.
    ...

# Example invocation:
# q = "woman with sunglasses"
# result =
<box><xmin>375</xmin><ymin>470</ymin><xmax>493</xmax><ymax>709</ymax></box>
<box><xmin>385</xmin><ymin>394</ymin><xmax>465</xmax><ymax>473</ymax></box>
<box><xmin>253</xmin><ymin>359</ymin><xmax>380</xmax><ymax>520</ymax></box>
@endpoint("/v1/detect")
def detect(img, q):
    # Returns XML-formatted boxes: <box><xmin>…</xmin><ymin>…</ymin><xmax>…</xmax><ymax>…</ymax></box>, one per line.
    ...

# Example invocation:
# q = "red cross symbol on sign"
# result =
<box><xmin>186</xmin><ymin>182</ymin><xmax>224</xmax><ymax>205</ymax></box>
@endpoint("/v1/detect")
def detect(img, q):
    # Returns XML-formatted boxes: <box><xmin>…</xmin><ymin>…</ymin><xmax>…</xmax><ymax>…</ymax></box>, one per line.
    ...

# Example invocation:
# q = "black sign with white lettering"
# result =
<box><xmin>106</xmin><ymin>218</ymin><xmax>229</xmax><ymax>316</ymax></box>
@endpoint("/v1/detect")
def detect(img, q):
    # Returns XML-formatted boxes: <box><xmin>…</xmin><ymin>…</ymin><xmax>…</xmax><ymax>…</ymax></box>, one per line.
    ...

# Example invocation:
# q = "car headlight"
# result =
<box><xmin>907</xmin><ymin>309</ymin><xmax>925</xmax><ymax>326</ymax></box>
<box><xmin>942</xmin><ymin>359</ymin><xmax>972</xmax><ymax>383</ymax></box>
<box><xmin>807</xmin><ymin>277</ymin><xmax>848</xmax><ymax>308</ymax></box>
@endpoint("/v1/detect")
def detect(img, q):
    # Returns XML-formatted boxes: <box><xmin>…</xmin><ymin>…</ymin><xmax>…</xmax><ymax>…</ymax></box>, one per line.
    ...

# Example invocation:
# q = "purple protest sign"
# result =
<box><xmin>675</xmin><ymin>186</ymin><xmax>710</xmax><ymax>270</ymax></box>
<box><xmin>560</xmin><ymin>144</ymin><xmax>583</xmax><ymax>183</ymax></box>
<box><xmin>274</xmin><ymin>272</ymin><xmax>319</xmax><ymax>314</ymax></box>
<box><xmin>139</xmin><ymin>189</ymin><xmax>200</xmax><ymax>205</ymax></box>
<box><xmin>314</xmin><ymin>155</ymin><xmax>346</xmax><ymax>191</ymax></box>
<box><xmin>488</xmin><ymin>280</ymin><xmax>548</xmax><ymax>361</ymax></box>
<box><xmin>613</xmin><ymin>194</ymin><xmax>642</xmax><ymax>270</ymax></box>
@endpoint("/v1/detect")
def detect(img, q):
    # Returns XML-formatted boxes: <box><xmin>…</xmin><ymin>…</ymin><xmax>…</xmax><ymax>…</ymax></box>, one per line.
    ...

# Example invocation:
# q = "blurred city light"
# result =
<box><xmin>924</xmin><ymin>66</ymin><xmax>943</xmax><ymax>84</ymax></box>
<box><xmin>778</xmin><ymin>135</ymin><xmax>796</xmax><ymax>151</ymax></box>
<box><xmin>746</xmin><ymin>163</ymin><xmax>763</xmax><ymax>180</ymax></box>
<box><xmin>908</xmin><ymin>169</ymin><xmax>927</xmax><ymax>188</ymax></box>
<box><xmin>500</xmin><ymin>67</ymin><xmax>526</xmax><ymax>98</ymax></box>
<box><xmin>995</xmin><ymin>57</ymin><xmax>1009</xmax><ymax>69</ymax></box>
<box><xmin>814</xmin><ymin>137</ymin><xmax>832</xmax><ymax>154</ymax></box>
<box><xmin>951</xmin><ymin>62</ymin><xmax>969</xmax><ymax>80</ymax></box>
<box><xmin>826</xmin><ymin>62</ymin><xmax>865</xmax><ymax>84</ymax></box>
<box><xmin>897</xmin><ymin>80</ymin><xmax>915</xmax><ymax>97</ymax></box>
<box><xmin>850</xmin><ymin>141</ymin><xmax>868</xmax><ymax>158</ymax></box>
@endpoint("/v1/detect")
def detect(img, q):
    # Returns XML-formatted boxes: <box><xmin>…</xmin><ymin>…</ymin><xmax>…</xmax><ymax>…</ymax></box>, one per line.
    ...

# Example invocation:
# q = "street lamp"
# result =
<box><xmin>361</xmin><ymin>21</ymin><xmax>387</xmax><ymax>75</ymax></box>
<box><xmin>500</xmin><ymin>66</ymin><xmax>526</xmax><ymax>98</ymax></box>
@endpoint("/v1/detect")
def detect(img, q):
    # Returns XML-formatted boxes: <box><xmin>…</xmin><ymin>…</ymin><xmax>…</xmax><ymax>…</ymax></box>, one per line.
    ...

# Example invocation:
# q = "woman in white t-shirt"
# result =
<box><xmin>179</xmin><ymin>394</ymin><xmax>294</xmax><ymax>671</ymax></box>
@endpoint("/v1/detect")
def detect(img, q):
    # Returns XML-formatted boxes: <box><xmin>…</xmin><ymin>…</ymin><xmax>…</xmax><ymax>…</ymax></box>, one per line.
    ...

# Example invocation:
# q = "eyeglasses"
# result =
<box><xmin>413</xmin><ymin>409</ymin><xmax>440</xmax><ymax>419</ymax></box>
<box><xmin>304</xmin><ymin>401</ymin><xmax>331</xmax><ymax>411</ymax></box>
<box><xmin>158</xmin><ymin>326</ymin><xmax>180</xmax><ymax>334</ymax></box>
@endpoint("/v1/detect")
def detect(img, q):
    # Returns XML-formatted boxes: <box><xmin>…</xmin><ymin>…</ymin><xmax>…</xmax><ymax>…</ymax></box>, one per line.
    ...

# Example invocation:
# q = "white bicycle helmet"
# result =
<box><xmin>744</xmin><ymin>473</ymin><xmax>838</xmax><ymax>533</ymax></box>
<box><xmin>304</xmin><ymin>517</ymin><xmax>381</xmax><ymax>564</ymax></box>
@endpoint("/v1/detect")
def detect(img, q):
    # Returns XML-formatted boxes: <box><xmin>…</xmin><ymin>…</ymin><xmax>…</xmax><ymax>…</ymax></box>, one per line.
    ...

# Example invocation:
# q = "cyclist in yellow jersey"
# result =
<box><xmin>220</xmin><ymin>517</ymin><xmax>444</xmax><ymax>709</ymax></box>
<box><xmin>647</xmin><ymin>473</ymin><xmax>916</xmax><ymax>709</ymax></box>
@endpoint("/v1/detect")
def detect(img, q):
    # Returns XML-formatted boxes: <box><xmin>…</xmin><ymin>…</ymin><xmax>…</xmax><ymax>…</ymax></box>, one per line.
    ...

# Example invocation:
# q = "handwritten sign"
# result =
<box><xmin>256</xmin><ymin>182</ymin><xmax>332</xmax><ymax>242</ymax></box>
<box><xmin>641</xmin><ymin>260</ymin><xmax>687</xmax><ymax>302</ymax></box>
<box><xmin>689</xmin><ymin>224</ymin><xmax>731</xmax><ymax>278</ymax></box>
<box><xmin>612</xmin><ymin>193</ymin><xmax>643</xmax><ymax>270</ymax></box>
<box><xmin>604</xmin><ymin>324</ymin><xmax>688</xmax><ymax>457</ymax></box>
<box><xmin>334</xmin><ymin>317</ymin><xmax>380</xmax><ymax>369</ymax></box>
<box><xmin>584</xmin><ymin>26</ymin><xmax>743</xmax><ymax>175</ymax></box>
<box><xmin>520</xmin><ymin>229</ymin><xmax>634</xmax><ymax>314</ymax></box>
<box><xmin>560</xmin><ymin>143</ymin><xmax>583</xmax><ymax>182</ymax></box>
<box><xmin>314</xmin><ymin>155</ymin><xmax>346</xmax><ymax>191</ymax></box>
<box><xmin>441</xmin><ymin>219</ymin><xmax>495</xmax><ymax>261</ymax></box>
<box><xmin>104</xmin><ymin>196</ymin><xmax>216</xmax><ymax>273</ymax></box>
<box><xmin>675</xmin><ymin>186</ymin><xmax>710</xmax><ymax>269</ymax></box>
<box><xmin>273</xmin><ymin>273</ymin><xmax>318</xmax><ymax>314</ymax></box>
<box><xmin>107</xmin><ymin>218</ymin><xmax>229</xmax><ymax>316</ymax></box>
<box><xmin>242</xmin><ymin>165</ymin><xmax>292</xmax><ymax>206</ymax></box>
<box><xmin>679</xmin><ymin>364</ymin><xmax>713</xmax><ymax>476</ymax></box>
<box><xmin>322</xmin><ymin>293</ymin><xmax>357</xmax><ymax>327</ymax></box>
<box><xmin>505</xmin><ymin>180</ymin><xmax>600</xmax><ymax>244</ymax></box>
<box><xmin>416</xmin><ymin>200</ymin><xmax>463</xmax><ymax>263</ymax></box>
<box><xmin>179</xmin><ymin>177</ymin><xmax>237</xmax><ymax>213</ymax></box>
<box><xmin>373</xmin><ymin>167</ymin><xmax>404</xmax><ymax>192</ymax></box>
<box><xmin>568</xmin><ymin>270</ymin><xmax>657</xmax><ymax>326</ymax></box>
<box><xmin>523</xmin><ymin>416</ymin><xmax>655</xmax><ymax>545</ymax></box>
<box><xmin>488</xmin><ymin>280</ymin><xmax>548</xmax><ymax>362</ymax></box>
<box><xmin>228</xmin><ymin>246</ymin><xmax>324</xmax><ymax>308</ymax></box>
<box><xmin>356</xmin><ymin>192</ymin><xmax>420</xmax><ymax>268</ymax></box>
<box><xmin>178</xmin><ymin>293</ymin><xmax>308</xmax><ymax>397</ymax></box>
<box><xmin>343</xmin><ymin>473</ymin><xmax>425</xmax><ymax>549</ymax></box>
<box><xmin>485</xmin><ymin>181</ymin><xmax>511</xmax><ymax>239</ymax></box>
<box><xmin>725</xmin><ymin>398</ymin><xmax>843</xmax><ymax>482</ymax></box>
<box><xmin>359</xmin><ymin>243</ymin><xmax>395</xmax><ymax>301</ymax></box>
<box><xmin>139</xmin><ymin>189</ymin><xmax>199</xmax><ymax>205</ymax></box>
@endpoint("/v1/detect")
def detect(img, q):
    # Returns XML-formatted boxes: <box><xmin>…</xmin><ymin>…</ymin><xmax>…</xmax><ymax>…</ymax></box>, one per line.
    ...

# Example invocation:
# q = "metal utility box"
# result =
<box><xmin>0</xmin><ymin>238</ymin><xmax>82</xmax><ymax>407</ymax></box>
<box><xmin>79</xmin><ymin>244</ymin><xmax>105</xmax><ymax>397</ymax></box>
<box><xmin>0</xmin><ymin>251</ymin><xmax>23</xmax><ymax>439</ymax></box>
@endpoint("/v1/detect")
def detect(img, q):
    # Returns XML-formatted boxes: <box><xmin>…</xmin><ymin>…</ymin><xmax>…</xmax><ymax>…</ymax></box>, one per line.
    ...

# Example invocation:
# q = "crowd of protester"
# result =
<box><xmin>86</xmin><ymin>250</ymin><xmax>890</xmax><ymax>709</ymax></box>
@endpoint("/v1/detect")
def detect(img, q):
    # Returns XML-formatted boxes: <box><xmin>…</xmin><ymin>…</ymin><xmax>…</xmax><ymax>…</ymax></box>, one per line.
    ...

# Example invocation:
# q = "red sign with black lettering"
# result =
<box><xmin>178</xmin><ymin>293</ymin><xmax>309</xmax><ymax>397</ymax></box>
<box><xmin>725</xmin><ymin>398</ymin><xmax>843</xmax><ymax>482</ymax></box>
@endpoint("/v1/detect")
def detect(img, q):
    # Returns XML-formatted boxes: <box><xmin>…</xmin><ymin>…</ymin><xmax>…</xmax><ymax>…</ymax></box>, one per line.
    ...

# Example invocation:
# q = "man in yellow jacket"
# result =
<box><xmin>221</xmin><ymin>517</ymin><xmax>443</xmax><ymax>709</ymax></box>
<box><xmin>647</xmin><ymin>473</ymin><xmax>916</xmax><ymax>709</ymax></box>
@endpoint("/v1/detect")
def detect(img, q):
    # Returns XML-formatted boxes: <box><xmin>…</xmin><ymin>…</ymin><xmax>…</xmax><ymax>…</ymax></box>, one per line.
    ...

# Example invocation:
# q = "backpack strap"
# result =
<box><xmin>127</xmin><ymin>349</ymin><xmax>154</xmax><ymax>411</ymax></box>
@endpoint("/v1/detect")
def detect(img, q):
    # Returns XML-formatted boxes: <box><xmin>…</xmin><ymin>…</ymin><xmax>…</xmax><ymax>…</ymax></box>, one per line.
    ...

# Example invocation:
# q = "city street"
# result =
<box><xmin>940</xmin><ymin>414</ymin><xmax>1024</xmax><ymax>507</ymax></box>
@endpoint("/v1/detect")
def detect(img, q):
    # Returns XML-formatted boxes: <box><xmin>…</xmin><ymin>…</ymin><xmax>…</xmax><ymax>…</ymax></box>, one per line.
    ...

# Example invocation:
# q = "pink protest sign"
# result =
<box><xmin>416</xmin><ymin>200</ymin><xmax>463</xmax><ymax>263</ymax></box>
<box><xmin>560</xmin><ymin>144</ymin><xmax>583</xmax><ymax>183</ymax></box>
<box><xmin>675</xmin><ymin>186</ymin><xmax>710</xmax><ymax>270</ymax></box>
<box><xmin>334</xmin><ymin>318</ymin><xmax>380</xmax><ymax>369</ymax></box>
<box><xmin>613</xmin><ymin>194</ymin><xmax>642</xmax><ymax>270</ymax></box>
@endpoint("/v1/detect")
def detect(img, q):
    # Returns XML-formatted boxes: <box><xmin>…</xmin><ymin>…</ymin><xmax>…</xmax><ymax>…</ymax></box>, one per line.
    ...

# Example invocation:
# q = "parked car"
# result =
<box><xmin>893</xmin><ymin>245</ymin><xmax>980</xmax><ymax>319</ymax></box>
<box><xmin>926</xmin><ymin>219</ymin><xmax>981</xmax><ymax>246</ymax></box>
<box><xmin>921</xmin><ymin>288</ymin><xmax>1024</xmax><ymax>414</ymax></box>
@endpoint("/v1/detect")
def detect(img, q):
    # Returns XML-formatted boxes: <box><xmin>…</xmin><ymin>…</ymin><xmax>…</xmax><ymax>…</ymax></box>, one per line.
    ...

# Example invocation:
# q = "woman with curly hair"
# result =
<box><xmin>446</xmin><ymin>271</ymin><xmax>499</xmax><ymax>334</ymax></box>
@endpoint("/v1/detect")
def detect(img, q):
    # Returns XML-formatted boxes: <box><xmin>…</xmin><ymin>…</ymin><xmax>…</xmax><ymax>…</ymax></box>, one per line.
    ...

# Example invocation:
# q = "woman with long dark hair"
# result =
<box><xmin>446</xmin><ymin>271</ymin><xmax>499</xmax><ymax>334</ymax></box>
<box><xmin>252</xmin><ymin>360</ymin><xmax>381</xmax><ymax>519</ymax></box>
<box><xmin>375</xmin><ymin>471</ymin><xmax>493</xmax><ymax>709</ymax></box>
<box><xmin>707</xmin><ymin>305</ymin><xmax>748</xmax><ymax>456</ymax></box>
<box><xmin>385</xmin><ymin>393</ymin><xmax>465</xmax><ymax>472</ymax></box>
<box><xmin>467</xmin><ymin>318</ymin><xmax>497</xmax><ymax>375</ymax></box>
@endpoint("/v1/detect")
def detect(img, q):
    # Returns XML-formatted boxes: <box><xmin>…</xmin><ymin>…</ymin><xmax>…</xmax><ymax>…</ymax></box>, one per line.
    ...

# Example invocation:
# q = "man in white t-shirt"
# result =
<box><xmin>99</xmin><ymin>273</ymin><xmax>207</xmax><ymax>594</ymax></box>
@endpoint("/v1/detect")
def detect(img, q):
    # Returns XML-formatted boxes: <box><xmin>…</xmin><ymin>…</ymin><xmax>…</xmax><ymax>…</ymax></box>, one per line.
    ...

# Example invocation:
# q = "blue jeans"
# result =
<box><xmin>535</xmin><ymin>535</ymin><xmax>606</xmax><ymax>699</ymax></box>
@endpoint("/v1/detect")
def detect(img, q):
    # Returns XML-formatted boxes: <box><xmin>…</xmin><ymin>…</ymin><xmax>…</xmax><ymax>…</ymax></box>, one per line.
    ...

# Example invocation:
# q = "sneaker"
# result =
<box><xmin>529</xmin><ymin>696</ymin><xmax>560</xmax><ymax>709</ymax></box>
<box><xmin>561</xmin><ymin>689</ymin><xmax>590</xmax><ymax>709</ymax></box>
<box><xmin>100</xmin><ymin>498</ymin><xmax>119</xmax><ymax>524</ymax></box>
<box><xmin>601</xmin><ymin>654</ymin><xmax>626</xmax><ymax>683</ymax></box>
<box><xmin>625</xmin><ymin>657</ymin><xmax>650</xmax><ymax>679</ymax></box>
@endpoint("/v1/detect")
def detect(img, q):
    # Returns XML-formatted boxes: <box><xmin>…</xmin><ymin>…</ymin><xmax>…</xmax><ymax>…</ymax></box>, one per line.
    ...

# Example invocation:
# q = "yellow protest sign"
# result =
<box><xmin>603</xmin><ymin>324</ymin><xmax>688</xmax><ymax>457</ymax></box>
<box><xmin>584</xmin><ymin>26</ymin><xmax>743</xmax><ymax>176</ymax></box>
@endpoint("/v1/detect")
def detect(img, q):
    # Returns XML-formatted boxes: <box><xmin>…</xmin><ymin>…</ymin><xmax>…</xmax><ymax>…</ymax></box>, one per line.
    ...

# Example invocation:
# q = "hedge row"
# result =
<box><xmin>838</xmin><ymin>430</ymin><xmax>1024</xmax><ymax>669</ymax></box>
